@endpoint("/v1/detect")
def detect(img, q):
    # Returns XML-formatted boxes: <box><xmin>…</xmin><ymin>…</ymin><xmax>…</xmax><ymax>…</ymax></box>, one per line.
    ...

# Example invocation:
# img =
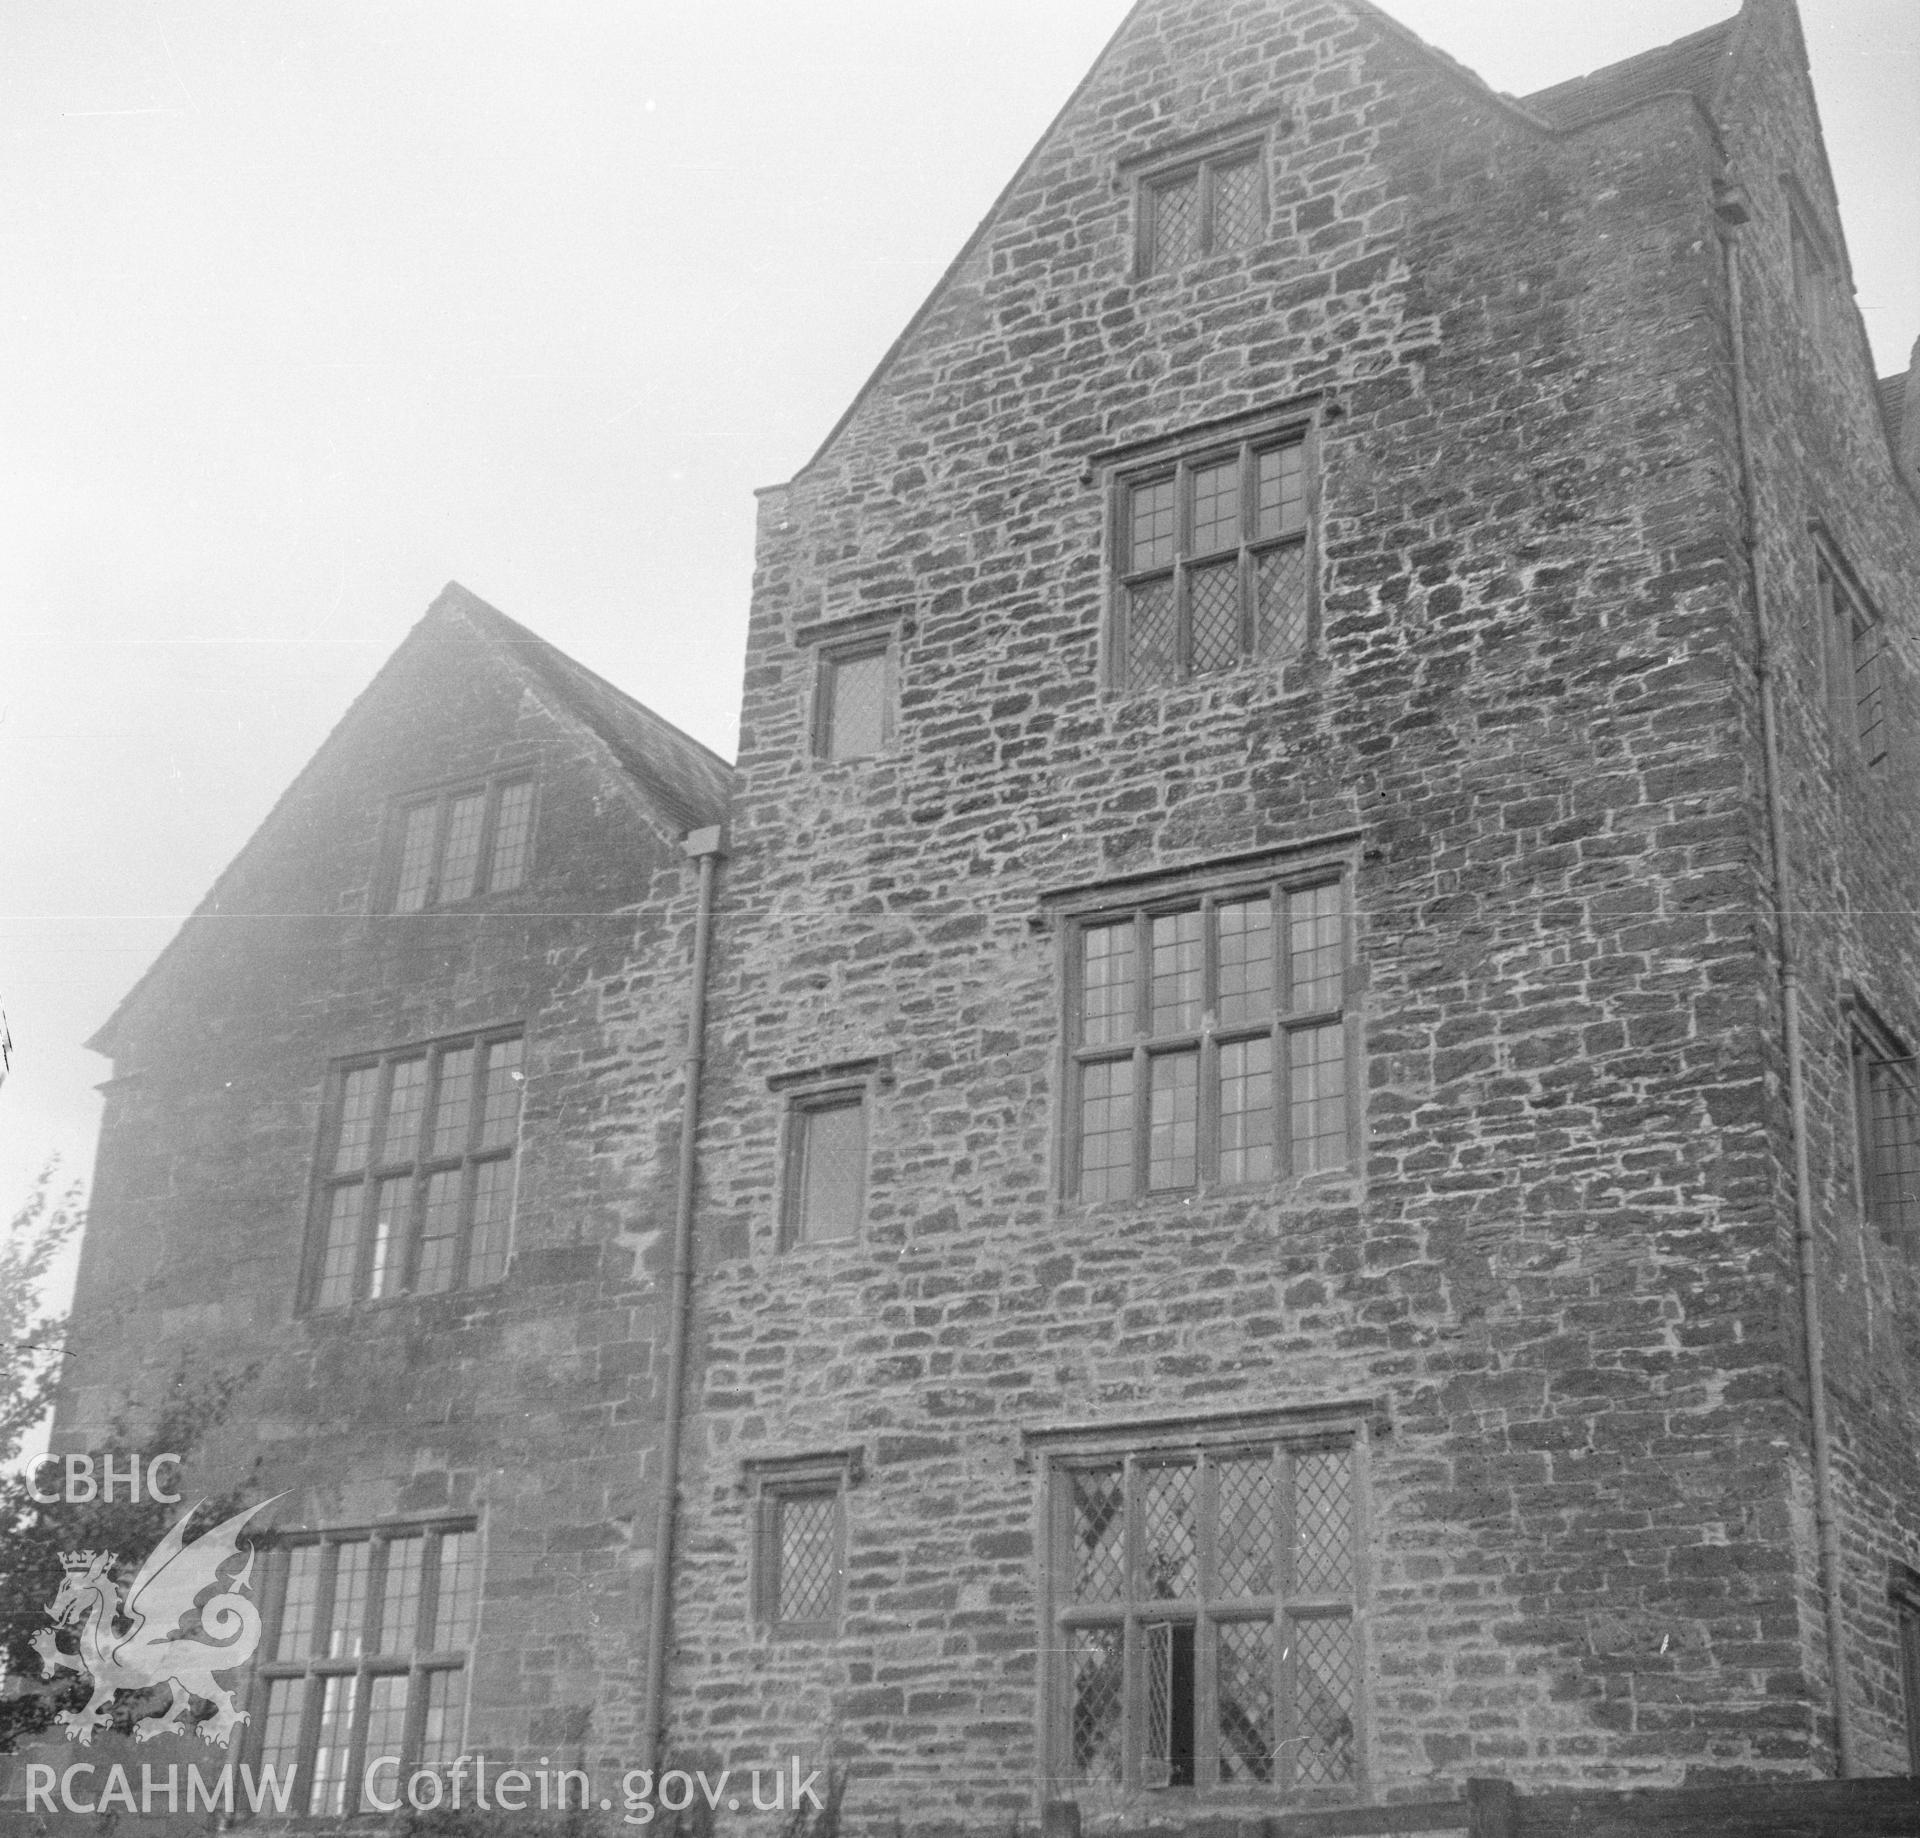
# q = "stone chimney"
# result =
<box><xmin>1904</xmin><ymin>335</ymin><xmax>1920</xmax><ymax>483</ymax></box>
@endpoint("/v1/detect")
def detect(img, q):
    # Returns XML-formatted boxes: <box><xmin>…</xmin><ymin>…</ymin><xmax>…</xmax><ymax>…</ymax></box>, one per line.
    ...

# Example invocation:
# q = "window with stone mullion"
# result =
<box><xmin>1119</xmin><ymin>438</ymin><xmax>1307</xmax><ymax>687</ymax></box>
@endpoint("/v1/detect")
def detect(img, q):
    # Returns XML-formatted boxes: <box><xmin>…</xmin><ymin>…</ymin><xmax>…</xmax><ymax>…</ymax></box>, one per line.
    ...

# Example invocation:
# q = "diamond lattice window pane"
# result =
<box><xmin>827</xmin><ymin>651</ymin><xmax>888</xmax><ymax>760</ymax></box>
<box><xmin>1293</xmin><ymin>1449</ymin><xmax>1353</xmax><ymax>1591</ymax></box>
<box><xmin>1070</xmin><ymin>1626</ymin><xmax>1125</xmax><ymax>1784</ymax></box>
<box><xmin>1151</xmin><ymin>175</ymin><xmax>1198</xmax><ymax>269</ymax></box>
<box><xmin>1292</xmin><ymin>1616</ymin><xmax>1355</xmax><ymax>1785</ymax></box>
<box><xmin>1217</xmin><ymin>1618</ymin><xmax>1275</xmax><ymax>1783</ymax></box>
<box><xmin>1256</xmin><ymin>545</ymin><xmax>1311</xmax><ymax>658</ymax></box>
<box><xmin>1072</xmin><ymin>1467</ymin><xmax>1126</xmax><ymax>1600</ymax></box>
<box><xmin>1216</xmin><ymin>1455</ymin><xmax>1276</xmax><ymax>1596</ymax></box>
<box><xmin>1143</xmin><ymin>1621</ymin><xmax>1173</xmax><ymax>1789</ymax></box>
<box><xmin>1189</xmin><ymin>561</ymin><xmax>1242</xmax><ymax>675</ymax></box>
<box><xmin>1128</xmin><ymin>578</ymin><xmax>1177</xmax><ymax>687</ymax></box>
<box><xmin>1212</xmin><ymin>158</ymin><xmax>1263</xmax><ymax>252</ymax></box>
<box><xmin>488</xmin><ymin>779</ymin><xmax>535</xmax><ymax>890</ymax></box>
<box><xmin>393</xmin><ymin>803</ymin><xmax>437</xmax><ymax>913</ymax></box>
<box><xmin>798</xmin><ymin>1101</ymin><xmax>865</xmax><ymax>1241</ymax></box>
<box><xmin>1141</xmin><ymin>1462</ymin><xmax>1197</xmax><ymax>1598</ymax></box>
<box><xmin>776</xmin><ymin>1492</ymin><xmax>839</xmax><ymax>1622</ymax></box>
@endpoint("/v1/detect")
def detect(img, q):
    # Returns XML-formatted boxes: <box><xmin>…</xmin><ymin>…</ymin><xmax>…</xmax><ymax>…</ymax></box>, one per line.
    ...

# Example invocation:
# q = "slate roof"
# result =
<box><xmin>88</xmin><ymin>587</ymin><xmax>732</xmax><ymax>1054</ymax></box>
<box><xmin>442</xmin><ymin>585</ymin><xmax>732</xmax><ymax>835</ymax></box>
<box><xmin>1519</xmin><ymin>17</ymin><xmax>1739</xmax><ymax>129</ymax></box>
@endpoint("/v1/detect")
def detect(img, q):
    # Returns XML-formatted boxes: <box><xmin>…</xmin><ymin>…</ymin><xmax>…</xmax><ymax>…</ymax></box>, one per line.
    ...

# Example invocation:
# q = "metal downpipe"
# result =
<box><xmin>640</xmin><ymin>824</ymin><xmax>725</xmax><ymax>1775</ymax></box>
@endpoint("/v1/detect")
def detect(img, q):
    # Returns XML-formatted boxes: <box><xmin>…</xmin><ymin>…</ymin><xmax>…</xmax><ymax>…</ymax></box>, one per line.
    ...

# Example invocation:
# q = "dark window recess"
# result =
<box><xmin>390</xmin><ymin>775</ymin><xmax>535</xmax><ymax>912</ymax></box>
<box><xmin>816</xmin><ymin>643</ymin><xmax>892</xmax><ymax>762</ymax></box>
<box><xmin>1049</xmin><ymin>1436</ymin><xmax>1360</xmax><ymax>1796</ymax></box>
<box><xmin>1141</xmin><ymin>151</ymin><xmax>1265</xmax><ymax>273</ymax></box>
<box><xmin>308</xmin><ymin>1032</ymin><xmax>523</xmax><ymax>1308</ymax></box>
<box><xmin>1114</xmin><ymin>433</ymin><xmax>1311</xmax><ymax>688</ymax></box>
<box><xmin>1854</xmin><ymin>1023</ymin><xmax>1920</xmax><ymax>1247</ymax></box>
<box><xmin>1069</xmin><ymin>876</ymin><xmax>1350</xmax><ymax>1200</ymax></box>
<box><xmin>784</xmin><ymin>1092</ymin><xmax>867</xmax><ymax>1244</ymax></box>
<box><xmin>250</xmin><ymin>1524</ymin><xmax>478</xmax><ymax>1818</ymax></box>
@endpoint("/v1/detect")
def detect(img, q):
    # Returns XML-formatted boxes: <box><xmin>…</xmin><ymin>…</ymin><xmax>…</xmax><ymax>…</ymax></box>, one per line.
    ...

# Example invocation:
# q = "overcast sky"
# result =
<box><xmin>4</xmin><ymin>3</ymin><xmax>1917</xmax><ymax>1274</ymax></box>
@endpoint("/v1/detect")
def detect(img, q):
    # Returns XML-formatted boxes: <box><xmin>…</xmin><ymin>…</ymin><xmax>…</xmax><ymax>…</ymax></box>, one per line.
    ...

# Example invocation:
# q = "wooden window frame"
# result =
<box><xmin>1850</xmin><ymin>1002</ymin><xmax>1920</xmax><ymax>1252</ymax></box>
<box><xmin>779</xmin><ymin>1081</ymin><xmax>871</xmax><ymax>1248</ymax></box>
<box><xmin>304</xmin><ymin>1028</ymin><xmax>524</xmax><ymax>1311</ymax></box>
<box><xmin>1058</xmin><ymin>864</ymin><xmax>1357</xmax><ymax>1202</ymax></box>
<box><xmin>812</xmin><ymin>635</ymin><xmax>896</xmax><ymax>763</ymax></box>
<box><xmin>1028</xmin><ymin>1409</ymin><xmax>1369</xmax><ymax>1807</ymax></box>
<box><xmin>245</xmin><ymin>1520</ymin><xmax>480</xmax><ymax>1821</ymax></box>
<box><xmin>1136</xmin><ymin>140</ymin><xmax>1269</xmax><ymax>276</ymax></box>
<box><xmin>384</xmin><ymin>769</ymin><xmax>538</xmax><ymax>913</ymax></box>
<box><xmin>1107</xmin><ymin>418</ymin><xmax>1317</xmax><ymax>690</ymax></box>
<box><xmin>746</xmin><ymin>1452</ymin><xmax>859</xmax><ymax>1638</ymax></box>
<box><xmin>1816</xmin><ymin>549</ymin><xmax>1889</xmax><ymax>770</ymax></box>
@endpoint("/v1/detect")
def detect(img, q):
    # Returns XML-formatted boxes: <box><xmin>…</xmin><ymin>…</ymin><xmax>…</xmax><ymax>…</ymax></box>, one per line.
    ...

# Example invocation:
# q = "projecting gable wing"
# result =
<box><xmin>87</xmin><ymin>584</ymin><xmax>730</xmax><ymax>1061</ymax></box>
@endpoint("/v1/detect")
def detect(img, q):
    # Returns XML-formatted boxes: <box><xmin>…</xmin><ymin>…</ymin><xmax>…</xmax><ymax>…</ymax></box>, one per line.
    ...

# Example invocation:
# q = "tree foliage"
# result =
<box><xmin>0</xmin><ymin>1169</ymin><xmax>256</xmax><ymax>1749</ymax></box>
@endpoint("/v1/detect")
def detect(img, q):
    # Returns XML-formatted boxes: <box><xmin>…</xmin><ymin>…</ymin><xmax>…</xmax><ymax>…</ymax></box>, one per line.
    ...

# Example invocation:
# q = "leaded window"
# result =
<box><xmin>816</xmin><ymin>640</ymin><xmax>893</xmax><ymax>762</ymax></box>
<box><xmin>1113</xmin><ymin>432</ymin><xmax>1311</xmax><ymax>688</ymax></box>
<box><xmin>1042</xmin><ymin>1428</ymin><xmax>1362</xmax><ymax>1799</ymax></box>
<box><xmin>1818</xmin><ymin>557</ymin><xmax>1888</xmax><ymax>769</ymax></box>
<box><xmin>1069</xmin><ymin>875</ymin><xmax>1351</xmax><ymax>1199</ymax></box>
<box><xmin>1853</xmin><ymin>1014</ymin><xmax>1920</xmax><ymax>1248</ymax></box>
<box><xmin>1139</xmin><ymin>149</ymin><xmax>1266</xmax><ymax>274</ymax></box>
<box><xmin>308</xmin><ymin>1031</ymin><xmax>523</xmax><ymax>1308</ymax></box>
<box><xmin>389</xmin><ymin>773</ymin><xmax>536</xmax><ymax>912</ymax></box>
<box><xmin>250</xmin><ymin>1524</ymin><xmax>479</xmax><ymax>1817</ymax></box>
<box><xmin>750</xmin><ymin>1457</ymin><xmax>854</xmax><ymax>1635</ymax></box>
<box><xmin>784</xmin><ymin>1090</ymin><xmax>867</xmax><ymax>1245</ymax></box>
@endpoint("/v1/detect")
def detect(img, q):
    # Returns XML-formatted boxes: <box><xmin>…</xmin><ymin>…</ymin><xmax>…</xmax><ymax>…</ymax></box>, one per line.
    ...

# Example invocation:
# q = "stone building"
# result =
<box><xmin>35</xmin><ymin>0</ymin><xmax>1920</xmax><ymax>1830</ymax></box>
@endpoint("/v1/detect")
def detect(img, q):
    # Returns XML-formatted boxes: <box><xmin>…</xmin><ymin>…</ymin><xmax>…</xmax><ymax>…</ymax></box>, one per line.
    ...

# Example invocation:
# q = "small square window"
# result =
<box><xmin>388</xmin><ymin>773</ymin><xmax>536</xmax><ymax>912</ymax></box>
<box><xmin>1139</xmin><ymin>147</ymin><xmax>1266</xmax><ymax>275</ymax></box>
<box><xmin>816</xmin><ymin>643</ymin><xmax>892</xmax><ymax>762</ymax></box>
<box><xmin>784</xmin><ymin>1092</ymin><xmax>867</xmax><ymax>1244</ymax></box>
<box><xmin>748</xmin><ymin>1455</ymin><xmax>857</xmax><ymax>1635</ymax></box>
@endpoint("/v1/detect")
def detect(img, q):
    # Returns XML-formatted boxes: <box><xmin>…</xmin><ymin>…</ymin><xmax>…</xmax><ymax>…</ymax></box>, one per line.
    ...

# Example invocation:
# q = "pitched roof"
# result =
<box><xmin>1520</xmin><ymin>16</ymin><xmax>1739</xmax><ymax>129</ymax></box>
<box><xmin>87</xmin><ymin>586</ymin><xmax>732</xmax><ymax>1055</ymax></box>
<box><xmin>440</xmin><ymin>585</ymin><xmax>732</xmax><ymax>834</ymax></box>
<box><xmin>1880</xmin><ymin>373</ymin><xmax>1909</xmax><ymax>456</ymax></box>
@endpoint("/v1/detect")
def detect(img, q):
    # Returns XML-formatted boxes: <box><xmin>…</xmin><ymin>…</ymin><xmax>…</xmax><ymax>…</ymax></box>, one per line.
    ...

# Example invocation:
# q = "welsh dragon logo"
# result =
<box><xmin>33</xmin><ymin>1497</ymin><xmax>278</xmax><ymax>1747</ymax></box>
